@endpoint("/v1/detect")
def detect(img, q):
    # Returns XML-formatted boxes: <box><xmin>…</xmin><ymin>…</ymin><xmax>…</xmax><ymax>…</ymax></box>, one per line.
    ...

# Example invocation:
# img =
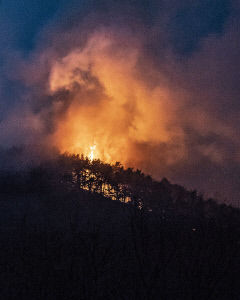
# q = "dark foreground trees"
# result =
<box><xmin>0</xmin><ymin>153</ymin><xmax>240</xmax><ymax>299</ymax></box>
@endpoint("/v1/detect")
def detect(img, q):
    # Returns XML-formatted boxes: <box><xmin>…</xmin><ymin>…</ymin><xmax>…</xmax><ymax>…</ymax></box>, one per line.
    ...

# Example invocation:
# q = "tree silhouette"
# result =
<box><xmin>0</xmin><ymin>152</ymin><xmax>240</xmax><ymax>299</ymax></box>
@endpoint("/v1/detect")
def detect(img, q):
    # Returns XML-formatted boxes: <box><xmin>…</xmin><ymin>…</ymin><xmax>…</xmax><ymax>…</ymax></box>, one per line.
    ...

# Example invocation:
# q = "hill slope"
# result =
<box><xmin>0</xmin><ymin>154</ymin><xmax>240</xmax><ymax>299</ymax></box>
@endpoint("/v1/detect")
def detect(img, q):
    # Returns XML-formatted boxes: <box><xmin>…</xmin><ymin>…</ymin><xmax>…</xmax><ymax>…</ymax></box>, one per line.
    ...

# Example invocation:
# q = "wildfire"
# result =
<box><xmin>49</xmin><ymin>32</ymin><xmax>185</xmax><ymax>169</ymax></box>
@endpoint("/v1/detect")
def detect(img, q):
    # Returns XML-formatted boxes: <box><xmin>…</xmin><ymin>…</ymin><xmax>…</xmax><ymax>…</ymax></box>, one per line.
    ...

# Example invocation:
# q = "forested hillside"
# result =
<box><xmin>0</xmin><ymin>154</ymin><xmax>240</xmax><ymax>299</ymax></box>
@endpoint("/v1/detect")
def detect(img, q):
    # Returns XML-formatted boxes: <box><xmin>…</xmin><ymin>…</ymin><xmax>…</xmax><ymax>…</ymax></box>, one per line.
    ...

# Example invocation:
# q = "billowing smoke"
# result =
<box><xmin>0</xmin><ymin>0</ymin><xmax>239</xmax><ymax>204</ymax></box>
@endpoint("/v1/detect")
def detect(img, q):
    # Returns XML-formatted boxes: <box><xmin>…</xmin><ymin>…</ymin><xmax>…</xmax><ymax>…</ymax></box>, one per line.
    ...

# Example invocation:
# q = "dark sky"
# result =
<box><xmin>0</xmin><ymin>0</ymin><xmax>240</xmax><ymax>205</ymax></box>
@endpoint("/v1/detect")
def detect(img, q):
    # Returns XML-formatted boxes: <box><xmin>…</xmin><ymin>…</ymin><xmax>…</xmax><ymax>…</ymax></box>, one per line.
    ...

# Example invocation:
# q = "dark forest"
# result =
<box><xmin>0</xmin><ymin>153</ymin><xmax>239</xmax><ymax>299</ymax></box>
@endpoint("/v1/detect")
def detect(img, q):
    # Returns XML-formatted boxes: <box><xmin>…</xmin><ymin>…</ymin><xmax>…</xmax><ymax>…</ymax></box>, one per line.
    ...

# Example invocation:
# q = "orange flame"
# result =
<box><xmin>89</xmin><ymin>144</ymin><xmax>97</xmax><ymax>161</ymax></box>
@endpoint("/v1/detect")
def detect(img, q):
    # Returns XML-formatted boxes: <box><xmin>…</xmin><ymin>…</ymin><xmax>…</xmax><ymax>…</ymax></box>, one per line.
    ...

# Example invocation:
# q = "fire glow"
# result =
<box><xmin>48</xmin><ymin>32</ymin><xmax>185</xmax><ymax>167</ymax></box>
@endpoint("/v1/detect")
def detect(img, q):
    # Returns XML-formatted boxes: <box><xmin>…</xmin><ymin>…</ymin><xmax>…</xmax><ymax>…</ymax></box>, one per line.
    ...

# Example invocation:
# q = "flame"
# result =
<box><xmin>89</xmin><ymin>144</ymin><xmax>97</xmax><ymax>161</ymax></box>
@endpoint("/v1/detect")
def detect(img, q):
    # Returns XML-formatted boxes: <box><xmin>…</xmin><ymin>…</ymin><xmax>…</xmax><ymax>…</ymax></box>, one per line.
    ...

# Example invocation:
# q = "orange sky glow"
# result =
<box><xmin>48</xmin><ymin>32</ymin><xmax>185</xmax><ymax>169</ymax></box>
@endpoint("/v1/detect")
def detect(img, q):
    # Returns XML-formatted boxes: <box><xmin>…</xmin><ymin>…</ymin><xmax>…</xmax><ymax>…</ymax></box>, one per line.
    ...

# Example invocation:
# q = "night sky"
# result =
<box><xmin>0</xmin><ymin>0</ymin><xmax>240</xmax><ymax>205</ymax></box>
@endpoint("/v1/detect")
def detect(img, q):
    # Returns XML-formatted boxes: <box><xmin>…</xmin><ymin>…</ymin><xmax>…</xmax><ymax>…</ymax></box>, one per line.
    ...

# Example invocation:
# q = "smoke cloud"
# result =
<box><xmin>0</xmin><ymin>0</ymin><xmax>239</xmax><ymax>204</ymax></box>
